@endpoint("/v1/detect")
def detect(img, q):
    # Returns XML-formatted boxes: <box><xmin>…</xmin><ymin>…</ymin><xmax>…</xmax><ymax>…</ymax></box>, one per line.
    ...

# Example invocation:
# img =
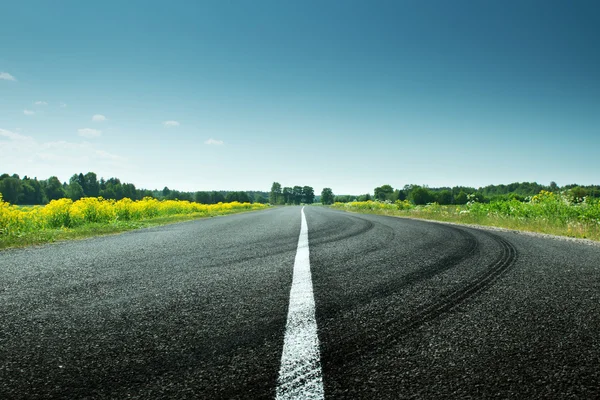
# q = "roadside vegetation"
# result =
<box><xmin>333</xmin><ymin>190</ymin><xmax>600</xmax><ymax>241</ymax></box>
<box><xmin>0</xmin><ymin>195</ymin><xmax>267</xmax><ymax>249</ymax></box>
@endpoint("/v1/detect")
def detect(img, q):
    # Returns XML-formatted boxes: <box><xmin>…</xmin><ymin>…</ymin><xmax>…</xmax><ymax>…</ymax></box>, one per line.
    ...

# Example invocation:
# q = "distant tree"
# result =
<box><xmin>254</xmin><ymin>194</ymin><xmax>268</xmax><ymax>204</ymax></box>
<box><xmin>0</xmin><ymin>177</ymin><xmax>23</xmax><ymax>204</ymax></box>
<box><xmin>334</xmin><ymin>195</ymin><xmax>355</xmax><ymax>203</ymax></box>
<box><xmin>374</xmin><ymin>184</ymin><xmax>394</xmax><ymax>201</ymax></box>
<box><xmin>569</xmin><ymin>186</ymin><xmax>587</xmax><ymax>203</ymax></box>
<box><xmin>292</xmin><ymin>186</ymin><xmax>303</xmax><ymax>205</ymax></box>
<box><xmin>357</xmin><ymin>193</ymin><xmax>371</xmax><ymax>201</ymax></box>
<box><xmin>269</xmin><ymin>182</ymin><xmax>282</xmax><ymax>204</ymax></box>
<box><xmin>226</xmin><ymin>191</ymin><xmax>250</xmax><ymax>203</ymax></box>
<box><xmin>195</xmin><ymin>191</ymin><xmax>211</xmax><ymax>204</ymax></box>
<box><xmin>395</xmin><ymin>189</ymin><xmax>406</xmax><ymax>201</ymax></box>
<box><xmin>20</xmin><ymin>177</ymin><xmax>46</xmax><ymax>205</ymax></box>
<box><xmin>410</xmin><ymin>186</ymin><xmax>434</xmax><ymax>205</ymax></box>
<box><xmin>454</xmin><ymin>191</ymin><xmax>468</xmax><ymax>205</ymax></box>
<box><xmin>84</xmin><ymin>172</ymin><xmax>100</xmax><ymax>197</ymax></box>
<box><xmin>282</xmin><ymin>187</ymin><xmax>293</xmax><ymax>204</ymax></box>
<box><xmin>162</xmin><ymin>186</ymin><xmax>171</xmax><ymax>198</ymax></box>
<box><xmin>321</xmin><ymin>188</ymin><xmax>334</xmax><ymax>205</ymax></box>
<box><xmin>122</xmin><ymin>183</ymin><xmax>137</xmax><ymax>200</ymax></box>
<box><xmin>302</xmin><ymin>186</ymin><xmax>315</xmax><ymax>204</ymax></box>
<box><xmin>67</xmin><ymin>182</ymin><xmax>84</xmax><ymax>201</ymax></box>
<box><xmin>45</xmin><ymin>176</ymin><xmax>66</xmax><ymax>201</ymax></box>
<box><xmin>436</xmin><ymin>190</ymin><xmax>453</xmax><ymax>205</ymax></box>
<box><xmin>211</xmin><ymin>191</ymin><xmax>225</xmax><ymax>203</ymax></box>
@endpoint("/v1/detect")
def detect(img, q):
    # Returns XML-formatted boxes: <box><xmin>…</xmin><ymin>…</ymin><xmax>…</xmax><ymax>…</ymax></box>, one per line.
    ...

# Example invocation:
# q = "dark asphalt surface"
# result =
<box><xmin>1</xmin><ymin>206</ymin><xmax>599</xmax><ymax>399</ymax></box>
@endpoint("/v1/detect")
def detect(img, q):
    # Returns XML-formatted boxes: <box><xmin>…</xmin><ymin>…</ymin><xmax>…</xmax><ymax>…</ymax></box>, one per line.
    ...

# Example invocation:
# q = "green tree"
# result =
<box><xmin>122</xmin><ymin>183</ymin><xmax>137</xmax><ymax>200</ymax></box>
<box><xmin>44</xmin><ymin>176</ymin><xmax>66</xmax><ymax>201</ymax></box>
<box><xmin>211</xmin><ymin>191</ymin><xmax>225</xmax><ymax>203</ymax></box>
<box><xmin>302</xmin><ymin>186</ymin><xmax>315</xmax><ymax>204</ymax></box>
<box><xmin>282</xmin><ymin>187</ymin><xmax>293</xmax><ymax>204</ymax></box>
<box><xmin>254</xmin><ymin>194</ymin><xmax>267</xmax><ymax>204</ymax></box>
<box><xmin>292</xmin><ymin>186</ymin><xmax>303</xmax><ymax>205</ymax></box>
<box><xmin>374</xmin><ymin>184</ymin><xmax>394</xmax><ymax>201</ymax></box>
<box><xmin>195</xmin><ymin>191</ymin><xmax>211</xmax><ymax>204</ymax></box>
<box><xmin>269</xmin><ymin>182</ymin><xmax>282</xmax><ymax>204</ymax></box>
<box><xmin>67</xmin><ymin>182</ymin><xmax>84</xmax><ymax>200</ymax></box>
<box><xmin>410</xmin><ymin>186</ymin><xmax>434</xmax><ymax>205</ymax></box>
<box><xmin>454</xmin><ymin>191</ymin><xmax>468</xmax><ymax>205</ymax></box>
<box><xmin>436</xmin><ymin>190</ymin><xmax>453</xmax><ymax>205</ymax></box>
<box><xmin>0</xmin><ymin>176</ymin><xmax>23</xmax><ymax>204</ymax></box>
<box><xmin>84</xmin><ymin>172</ymin><xmax>100</xmax><ymax>197</ymax></box>
<box><xmin>321</xmin><ymin>188</ymin><xmax>334</xmax><ymax>205</ymax></box>
<box><xmin>226</xmin><ymin>191</ymin><xmax>250</xmax><ymax>203</ymax></box>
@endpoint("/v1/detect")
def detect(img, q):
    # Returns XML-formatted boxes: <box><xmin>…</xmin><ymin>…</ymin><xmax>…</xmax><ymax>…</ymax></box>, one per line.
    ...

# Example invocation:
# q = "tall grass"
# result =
<box><xmin>332</xmin><ymin>191</ymin><xmax>600</xmax><ymax>241</ymax></box>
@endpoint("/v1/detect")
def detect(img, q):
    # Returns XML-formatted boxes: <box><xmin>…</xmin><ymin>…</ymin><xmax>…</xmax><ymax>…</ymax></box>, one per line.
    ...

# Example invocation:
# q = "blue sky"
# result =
<box><xmin>1</xmin><ymin>1</ymin><xmax>598</xmax><ymax>195</ymax></box>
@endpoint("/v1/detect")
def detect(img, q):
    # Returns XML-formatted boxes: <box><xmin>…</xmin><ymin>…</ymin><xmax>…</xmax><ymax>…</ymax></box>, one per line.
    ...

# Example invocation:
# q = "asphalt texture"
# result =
<box><xmin>1</xmin><ymin>206</ymin><xmax>599</xmax><ymax>399</ymax></box>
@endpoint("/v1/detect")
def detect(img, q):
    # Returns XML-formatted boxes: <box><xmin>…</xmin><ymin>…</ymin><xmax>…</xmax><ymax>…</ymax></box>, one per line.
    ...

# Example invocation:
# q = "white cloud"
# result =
<box><xmin>0</xmin><ymin>72</ymin><xmax>16</xmax><ymax>81</ymax></box>
<box><xmin>77</xmin><ymin>128</ymin><xmax>102</xmax><ymax>138</ymax></box>
<box><xmin>92</xmin><ymin>114</ymin><xmax>107</xmax><ymax>122</ymax></box>
<box><xmin>163</xmin><ymin>120</ymin><xmax>180</xmax><ymax>128</ymax></box>
<box><xmin>0</xmin><ymin>128</ymin><xmax>128</xmax><ymax>178</ymax></box>
<box><xmin>34</xmin><ymin>101</ymin><xmax>48</xmax><ymax>106</ymax></box>
<box><xmin>205</xmin><ymin>138</ymin><xmax>224</xmax><ymax>145</ymax></box>
<box><xmin>0</xmin><ymin>128</ymin><xmax>33</xmax><ymax>142</ymax></box>
<box><xmin>60</xmin><ymin>102</ymin><xmax>67</xmax><ymax>108</ymax></box>
<box><xmin>23</xmin><ymin>109</ymin><xmax>35</xmax><ymax>116</ymax></box>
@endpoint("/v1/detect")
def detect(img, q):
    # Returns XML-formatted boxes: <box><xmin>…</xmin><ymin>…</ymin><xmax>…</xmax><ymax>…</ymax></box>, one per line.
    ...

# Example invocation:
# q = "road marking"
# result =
<box><xmin>276</xmin><ymin>207</ymin><xmax>324</xmax><ymax>400</ymax></box>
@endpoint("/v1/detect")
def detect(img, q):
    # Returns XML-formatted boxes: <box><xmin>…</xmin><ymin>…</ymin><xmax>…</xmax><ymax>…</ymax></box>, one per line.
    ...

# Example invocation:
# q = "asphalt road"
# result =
<box><xmin>1</xmin><ymin>206</ymin><xmax>599</xmax><ymax>399</ymax></box>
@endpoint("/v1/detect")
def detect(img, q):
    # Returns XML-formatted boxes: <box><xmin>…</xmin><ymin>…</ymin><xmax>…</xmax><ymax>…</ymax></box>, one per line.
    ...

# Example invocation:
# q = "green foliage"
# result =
<box><xmin>374</xmin><ymin>184</ymin><xmax>394</xmax><ymax>201</ymax></box>
<box><xmin>334</xmin><ymin>195</ymin><xmax>355</xmax><ymax>203</ymax></box>
<box><xmin>410</xmin><ymin>186</ymin><xmax>434</xmax><ymax>205</ymax></box>
<box><xmin>0</xmin><ymin>177</ymin><xmax>23</xmax><ymax>204</ymax></box>
<box><xmin>270</xmin><ymin>182</ymin><xmax>282</xmax><ymax>204</ymax></box>
<box><xmin>292</xmin><ymin>186</ymin><xmax>303</xmax><ymax>205</ymax></box>
<box><xmin>66</xmin><ymin>182</ymin><xmax>84</xmax><ymax>201</ymax></box>
<box><xmin>321</xmin><ymin>188</ymin><xmax>334</xmax><ymax>205</ymax></box>
<box><xmin>333</xmin><ymin>191</ymin><xmax>600</xmax><ymax>241</ymax></box>
<box><xmin>302</xmin><ymin>186</ymin><xmax>315</xmax><ymax>204</ymax></box>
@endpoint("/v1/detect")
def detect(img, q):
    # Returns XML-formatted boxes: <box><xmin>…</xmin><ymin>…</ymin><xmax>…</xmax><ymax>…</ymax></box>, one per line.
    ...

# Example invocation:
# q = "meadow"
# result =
<box><xmin>0</xmin><ymin>196</ymin><xmax>268</xmax><ymax>249</ymax></box>
<box><xmin>332</xmin><ymin>191</ymin><xmax>600</xmax><ymax>241</ymax></box>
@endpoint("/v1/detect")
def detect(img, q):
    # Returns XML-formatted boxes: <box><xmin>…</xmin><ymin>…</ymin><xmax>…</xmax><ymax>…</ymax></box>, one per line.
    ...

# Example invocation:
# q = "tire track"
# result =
<box><xmin>318</xmin><ymin>224</ymin><xmax>480</xmax><ymax>318</ymax></box>
<box><xmin>397</xmin><ymin>231</ymin><xmax>517</xmax><ymax>335</ymax></box>
<box><xmin>321</xmin><ymin>228</ymin><xmax>518</xmax><ymax>365</ymax></box>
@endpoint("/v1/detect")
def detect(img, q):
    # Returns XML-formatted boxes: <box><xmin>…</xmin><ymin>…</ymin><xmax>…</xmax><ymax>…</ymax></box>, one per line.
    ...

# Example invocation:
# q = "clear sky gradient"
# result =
<box><xmin>1</xmin><ymin>1</ymin><xmax>598</xmax><ymax>194</ymax></box>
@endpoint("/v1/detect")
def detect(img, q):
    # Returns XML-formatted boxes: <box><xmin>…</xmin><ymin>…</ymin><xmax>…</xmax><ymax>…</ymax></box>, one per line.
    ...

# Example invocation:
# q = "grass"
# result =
<box><xmin>332</xmin><ymin>197</ymin><xmax>600</xmax><ymax>242</ymax></box>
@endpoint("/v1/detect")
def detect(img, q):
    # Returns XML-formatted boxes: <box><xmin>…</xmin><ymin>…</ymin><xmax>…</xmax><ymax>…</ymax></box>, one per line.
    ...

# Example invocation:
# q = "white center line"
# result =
<box><xmin>276</xmin><ymin>207</ymin><xmax>324</xmax><ymax>400</ymax></box>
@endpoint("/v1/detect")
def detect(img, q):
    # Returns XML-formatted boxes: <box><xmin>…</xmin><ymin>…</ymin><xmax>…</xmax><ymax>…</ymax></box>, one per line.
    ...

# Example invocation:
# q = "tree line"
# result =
<box><xmin>334</xmin><ymin>182</ymin><xmax>600</xmax><ymax>205</ymax></box>
<box><xmin>269</xmin><ymin>182</ymin><xmax>336</xmax><ymax>205</ymax></box>
<box><xmin>0</xmin><ymin>172</ymin><xmax>269</xmax><ymax>205</ymax></box>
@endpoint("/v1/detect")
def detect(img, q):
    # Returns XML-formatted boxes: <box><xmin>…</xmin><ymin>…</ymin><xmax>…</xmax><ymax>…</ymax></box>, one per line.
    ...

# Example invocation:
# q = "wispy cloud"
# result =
<box><xmin>92</xmin><ymin>114</ymin><xmax>107</xmax><ymax>122</ymax></box>
<box><xmin>0</xmin><ymin>128</ymin><xmax>33</xmax><ymax>141</ymax></box>
<box><xmin>23</xmin><ymin>110</ymin><xmax>35</xmax><ymax>116</ymax></box>
<box><xmin>0</xmin><ymin>128</ymin><xmax>128</xmax><ymax>178</ymax></box>
<box><xmin>205</xmin><ymin>138</ymin><xmax>224</xmax><ymax>145</ymax></box>
<box><xmin>77</xmin><ymin>128</ymin><xmax>102</xmax><ymax>138</ymax></box>
<box><xmin>34</xmin><ymin>101</ymin><xmax>48</xmax><ymax>106</ymax></box>
<box><xmin>0</xmin><ymin>72</ymin><xmax>16</xmax><ymax>81</ymax></box>
<box><xmin>163</xmin><ymin>120</ymin><xmax>180</xmax><ymax>128</ymax></box>
<box><xmin>60</xmin><ymin>102</ymin><xmax>67</xmax><ymax>108</ymax></box>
